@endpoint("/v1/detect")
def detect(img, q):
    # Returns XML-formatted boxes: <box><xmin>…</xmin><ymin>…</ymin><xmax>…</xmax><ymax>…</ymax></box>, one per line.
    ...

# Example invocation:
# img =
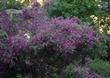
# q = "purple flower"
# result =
<box><xmin>22</xmin><ymin>9</ymin><xmax>33</xmax><ymax>19</ymax></box>
<box><xmin>32</xmin><ymin>32</ymin><xmax>47</xmax><ymax>44</ymax></box>
<box><xmin>9</xmin><ymin>35</ymin><xmax>29</xmax><ymax>55</ymax></box>
<box><xmin>0</xmin><ymin>48</ymin><xmax>15</xmax><ymax>65</ymax></box>
<box><xmin>0</xmin><ymin>11</ymin><xmax>16</xmax><ymax>36</ymax></box>
<box><xmin>32</xmin><ymin>17</ymin><xmax>99</xmax><ymax>54</ymax></box>
<box><xmin>89</xmin><ymin>73</ymin><xmax>97</xmax><ymax>78</ymax></box>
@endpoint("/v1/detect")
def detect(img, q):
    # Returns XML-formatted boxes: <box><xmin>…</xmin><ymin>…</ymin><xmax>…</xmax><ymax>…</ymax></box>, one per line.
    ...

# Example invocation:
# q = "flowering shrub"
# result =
<box><xmin>0</xmin><ymin>1</ymin><xmax>107</xmax><ymax>78</ymax></box>
<box><xmin>0</xmin><ymin>11</ymin><xmax>16</xmax><ymax>36</ymax></box>
<box><xmin>9</xmin><ymin>35</ymin><xmax>30</xmax><ymax>55</ymax></box>
<box><xmin>32</xmin><ymin>17</ymin><xmax>99</xmax><ymax>58</ymax></box>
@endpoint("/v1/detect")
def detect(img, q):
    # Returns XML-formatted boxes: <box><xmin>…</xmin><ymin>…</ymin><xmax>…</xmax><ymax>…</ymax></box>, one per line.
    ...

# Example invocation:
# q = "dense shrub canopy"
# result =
<box><xmin>32</xmin><ymin>17</ymin><xmax>99</xmax><ymax>55</ymax></box>
<box><xmin>0</xmin><ymin>0</ymin><xmax>109</xmax><ymax>78</ymax></box>
<box><xmin>49</xmin><ymin>0</ymin><xmax>105</xmax><ymax>18</ymax></box>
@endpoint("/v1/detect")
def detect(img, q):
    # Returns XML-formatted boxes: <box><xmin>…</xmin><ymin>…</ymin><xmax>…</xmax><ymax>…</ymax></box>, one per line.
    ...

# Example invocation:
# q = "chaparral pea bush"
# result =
<box><xmin>0</xmin><ymin>0</ymin><xmax>109</xmax><ymax>78</ymax></box>
<box><xmin>32</xmin><ymin>17</ymin><xmax>99</xmax><ymax>60</ymax></box>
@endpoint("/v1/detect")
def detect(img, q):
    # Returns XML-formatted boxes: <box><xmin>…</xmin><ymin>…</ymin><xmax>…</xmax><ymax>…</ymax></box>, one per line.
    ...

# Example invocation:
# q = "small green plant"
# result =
<box><xmin>6</xmin><ymin>0</ymin><xmax>23</xmax><ymax>9</ymax></box>
<box><xmin>0</xmin><ymin>0</ymin><xmax>25</xmax><ymax>10</ymax></box>
<box><xmin>63</xmin><ymin>64</ymin><xmax>82</xmax><ymax>78</ymax></box>
<box><xmin>51</xmin><ymin>64</ymin><xmax>82</xmax><ymax>78</ymax></box>
<box><xmin>16</xmin><ymin>74</ymin><xmax>22</xmax><ymax>78</ymax></box>
<box><xmin>91</xmin><ymin>59</ymin><xmax>110</xmax><ymax>77</ymax></box>
<box><xmin>0</xmin><ymin>30</ymin><xmax>8</xmax><ymax>39</ymax></box>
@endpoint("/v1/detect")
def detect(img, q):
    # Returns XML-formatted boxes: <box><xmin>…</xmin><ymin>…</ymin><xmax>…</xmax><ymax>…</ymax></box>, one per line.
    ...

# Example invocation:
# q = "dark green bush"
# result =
<box><xmin>90</xmin><ymin>59</ymin><xmax>110</xmax><ymax>77</ymax></box>
<box><xmin>0</xmin><ymin>30</ymin><xmax>7</xmax><ymax>39</ymax></box>
<box><xmin>48</xmin><ymin>0</ymin><xmax>109</xmax><ymax>30</ymax></box>
<box><xmin>62</xmin><ymin>64</ymin><xmax>82</xmax><ymax>78</ymax></box>
<box><xmin>49</xmin><ymin>0</ymin><xmax>105</xmax><ymax>18</ymax></box>
<box><xmin>51</xmin><ymin>64</ymin><xmax>82</xmax><ymax>78</ymax></box>
<box><xmin>0</xmin><ymin>0</ymin><xmax>30</xmax><ymax>10</ymax></box>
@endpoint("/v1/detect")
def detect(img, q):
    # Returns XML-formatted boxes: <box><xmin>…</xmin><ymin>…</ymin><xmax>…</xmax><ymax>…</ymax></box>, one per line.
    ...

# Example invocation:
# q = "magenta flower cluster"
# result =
<box><xmin>0</xmin><ymin>11</ymin><xmax>15</xmax><ymax>36</ymax></box>
<box><xmin>0</xmin><ymin>1</ymin><xmax>99</xmax><ymax>66</ymax></box>
<box><xmin>9</xmin><ymin>35</ymin><xmax>29</xmax><ymax>55</ymax></box>
<box><xmin>89</xmin><ymin>73</ymin><xmax>97</xmax><ymax>78</ymax></box>
<box><xmin>32</xmin><ymin>17</ymin><xmax>98</xmax><ymax>54</ymax></box>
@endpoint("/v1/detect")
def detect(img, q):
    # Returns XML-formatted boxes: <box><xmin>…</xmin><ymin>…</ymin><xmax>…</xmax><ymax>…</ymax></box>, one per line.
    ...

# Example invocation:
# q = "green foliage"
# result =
<box><xmin>62</xmin><ymin>64</ymin><xmax>82</xmax><ymax>78</ymax></box>
<box><xmin>51</xmin><ymin>64</ymin><xmax>82</xmax><ymax>78</ymax></box>
<box><xmin>0</xmin><ymin>0</ymin><xmax>33</xmax><ymax>10</ymax></box>
<box><xmin>48</xmin><ymin>0</ymin><xmax>108</xmax><ymax>29</ymax></box>
<box><xmin>91</xmin><ymin>59</ymin><xmax>110</xmax><ymax>77</ymax></box>
<box><xmin>0</xmin><ymin>0</ymin><xmax>24</xmax><ymax>10</ymax></box>
<box><xmin>105</xmin><ymin>37</ymin><xmax>110</xmax><ymax>61</ymax></box>
<box><xmin>97</xmin><ymin>35</ymin><xmax>110</xmax><ymax>61</ymax></box>
<box><xmin>6</xmin><ymin>0</ymin><xmax>23</xmax><ymax>9</ymax></box>
<box><xmin>49</xmin><ymin>0</ymin><xmax>104</xmax><ymax>18</ymax></box>
<box><xmin>16</xmin><ymin>74</ymin><xmax>22</xmax><ymax>78</ymax></box>
<box><xmin>33</xmin><ymin>44</ymin><xmax>44</xmax><ymax>50</ymax></box>
<box><xmin>0</xmin><ymin>30</ymin><xmax>8</xmax><ymax>39</ymax></box>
